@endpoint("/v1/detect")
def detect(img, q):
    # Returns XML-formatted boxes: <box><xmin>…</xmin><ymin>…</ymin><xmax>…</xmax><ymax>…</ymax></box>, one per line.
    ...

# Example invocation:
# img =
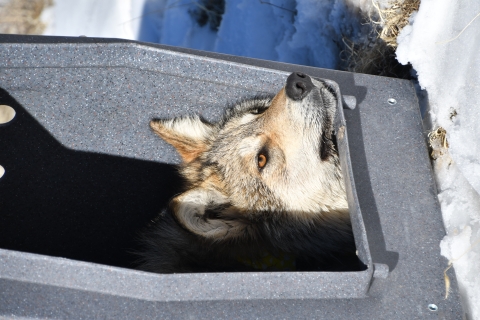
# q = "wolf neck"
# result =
<box><xmin>279</xmin><ymin>156</ymin><xmax>348</xmax><ymax>216</ymax></box>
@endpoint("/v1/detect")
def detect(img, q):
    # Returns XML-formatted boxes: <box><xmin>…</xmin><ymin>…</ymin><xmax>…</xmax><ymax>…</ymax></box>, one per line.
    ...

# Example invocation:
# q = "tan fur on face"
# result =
<box><xmin>211</xmin><ymin>85</ymin><xmax>347</xmax><ymax>215</ymax></box>
<box><xmin>150</xmin><ymin>79</ymin><xmax>348</xmax><ymax>240</ymax></box>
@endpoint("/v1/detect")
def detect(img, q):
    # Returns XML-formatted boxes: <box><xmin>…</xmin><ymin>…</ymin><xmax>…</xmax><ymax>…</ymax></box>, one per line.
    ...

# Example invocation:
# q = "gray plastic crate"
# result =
<box><xmin>0</xmin><ymin>35</ymin><xmax>464</xmax><ymax>319</ymax></box>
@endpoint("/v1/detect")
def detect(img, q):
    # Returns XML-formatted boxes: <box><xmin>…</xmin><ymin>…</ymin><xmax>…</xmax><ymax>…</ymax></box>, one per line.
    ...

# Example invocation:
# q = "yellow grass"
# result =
<box><xmin>341</xmin><ymin>0</ymin><xmax>420</xmax><ymax>78</ymax></box>
<box><xmin>0</xmin><ymin>0</ymin><xmax>53</xmax><ymax>35</ymax></box>
<box><xmin>372</xmin><ymin>0</ymin><xmax>420</xmax><ymax>48</ymax></box>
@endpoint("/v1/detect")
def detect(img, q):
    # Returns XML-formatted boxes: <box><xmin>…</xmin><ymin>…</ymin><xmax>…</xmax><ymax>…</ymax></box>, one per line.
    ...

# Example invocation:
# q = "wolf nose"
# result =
<box><xmin>285</xmin><ymin>72</ymin><xmax>314</xmax><ymax>101</ymax></box>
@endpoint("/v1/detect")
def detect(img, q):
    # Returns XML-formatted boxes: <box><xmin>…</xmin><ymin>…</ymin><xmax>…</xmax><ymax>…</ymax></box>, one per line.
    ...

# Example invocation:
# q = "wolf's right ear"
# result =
<box><xmin>150</xmin><ymin>116</ymin><xmax>214</xmax><ymax>163</ymax></box>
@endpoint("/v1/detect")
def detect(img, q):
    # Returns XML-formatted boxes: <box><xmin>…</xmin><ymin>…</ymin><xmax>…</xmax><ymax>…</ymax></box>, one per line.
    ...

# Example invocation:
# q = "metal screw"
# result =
<box><xmin>428</xmin><ymin>304</ymin><xmax>438</xmax><ymax>311</ymax></box>
<box><xmin>387</xmin><ymin>98</ymin><xmax>397</xmax><ymax>105</ymax></box>
<box><xmin>0</xmin><ymin>165</ymin><xmax>5</xmax><ymax>179</ymax></box>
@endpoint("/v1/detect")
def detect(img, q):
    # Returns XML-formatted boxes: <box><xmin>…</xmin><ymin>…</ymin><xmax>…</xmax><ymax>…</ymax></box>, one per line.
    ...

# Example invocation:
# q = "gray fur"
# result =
<box><xmin>138</xmin><ymin>74</ymin><xmax>362</xmax><ymax>273</ymax></box>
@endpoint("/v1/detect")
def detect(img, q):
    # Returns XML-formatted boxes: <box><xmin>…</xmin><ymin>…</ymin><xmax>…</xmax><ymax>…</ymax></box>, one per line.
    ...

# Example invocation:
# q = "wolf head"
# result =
<box><xmin>150</xmin><ymin>72</ymin><xmax>349</xmax><ymax>242</ymax></box>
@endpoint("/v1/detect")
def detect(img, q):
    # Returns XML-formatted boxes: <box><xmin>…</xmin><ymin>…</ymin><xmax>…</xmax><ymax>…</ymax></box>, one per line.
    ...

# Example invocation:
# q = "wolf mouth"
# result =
<box><xmin>285</xmin><ymin>74</ymin><xmax>338</xmax><ymax>135</ymax></box>
<box><xmin>285</xmin><ymin>73</ymin><xmax>338</xmax><ymax>161</ymax></box>
<box><xmin>315</xmin><ymin>78</ymin><xmax>338</xmax><ymax>101</ymax></box>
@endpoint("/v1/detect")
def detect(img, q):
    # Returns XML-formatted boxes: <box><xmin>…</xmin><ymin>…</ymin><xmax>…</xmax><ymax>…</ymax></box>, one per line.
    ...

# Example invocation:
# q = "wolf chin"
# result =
<box><xmin>138</xmin><ymin>72</ymin><xmax>359</xmax><ymax>273</ymax></box>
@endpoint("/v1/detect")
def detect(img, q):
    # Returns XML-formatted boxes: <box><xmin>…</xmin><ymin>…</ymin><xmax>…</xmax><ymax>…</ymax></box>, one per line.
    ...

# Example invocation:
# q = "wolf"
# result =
<box><xmin>138</xmin><ymin>72</ymin><xmax>360</xmax><ymax>273</ymax></box>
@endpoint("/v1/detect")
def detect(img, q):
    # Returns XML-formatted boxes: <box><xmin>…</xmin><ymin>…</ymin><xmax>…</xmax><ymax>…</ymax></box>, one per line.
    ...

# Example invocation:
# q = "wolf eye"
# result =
<box><xmin>257</xmin><ymin>153</ymin><xmax>268</xmax><ymax>169</ymax></box>
<box><xmin>250</xmin><ymin>107</ymin><xmax>267</xmax><ymax>115</ymax></box>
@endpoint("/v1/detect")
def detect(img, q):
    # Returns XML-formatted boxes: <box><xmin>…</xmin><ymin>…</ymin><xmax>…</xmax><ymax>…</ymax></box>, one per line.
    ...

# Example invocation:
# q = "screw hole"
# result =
<box><xmin>428</xmin><ymin>304</ymin><xmax>438</xmax><ymax>311</ymax></box>
<box><xmin>0</xmin><ymin>105</ymin><xmax>16</xmax><ymax>124</ymax></box>
<box><xmin>387</xmin><ymin>98</ymin><xmax>397</xmax><ymax>105</ymax></box>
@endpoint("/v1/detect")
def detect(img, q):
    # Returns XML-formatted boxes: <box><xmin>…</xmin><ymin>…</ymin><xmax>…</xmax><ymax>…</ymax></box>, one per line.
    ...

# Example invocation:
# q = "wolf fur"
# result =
<box><xmin>138</xmin><ymin>72</ymin><xmax>359</xmax><ymax>273</ymax></box>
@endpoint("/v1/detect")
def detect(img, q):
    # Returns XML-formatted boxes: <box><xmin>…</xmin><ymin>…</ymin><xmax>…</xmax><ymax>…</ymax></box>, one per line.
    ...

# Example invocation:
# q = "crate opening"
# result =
<box><xmin>0</xmin><ymin>84</ymin><xmax>368</xmax><ymax>274</ymax></box>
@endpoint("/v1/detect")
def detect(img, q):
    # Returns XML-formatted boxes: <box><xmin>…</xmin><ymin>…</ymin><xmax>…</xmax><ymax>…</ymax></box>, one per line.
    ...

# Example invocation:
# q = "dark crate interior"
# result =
<box><xmin>0</xmin><ymin>69</ymin><xmax>368</xmax><ymax>273</ymax></box>
<box><xmin>0</xmin><ymin>85</ymin><xmax>183</xmax><ymax>268</ymax></box>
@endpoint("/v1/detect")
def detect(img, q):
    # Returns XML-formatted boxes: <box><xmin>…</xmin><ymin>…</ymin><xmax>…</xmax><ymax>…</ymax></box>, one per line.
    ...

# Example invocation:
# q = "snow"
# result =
<box><xmin>42</xmin><ymin>0</ymin><xmax>362</xmax><ymax>68</ymax></box>
<box><xmin>139</xmin><ymin>0</ymin><xmax>217</xmax><ymax>51</ymax></box>
<box><xmin>42</xmin><ymin>0</ymin><xmax>146</xmax><ymax>40</ymax></box>
<box><xmin>212</xmin><ymin>0</ymin><xmax>356</xmax><ymax>67</ymax></box>
<box><xmin>41</xmin><ymin>0</ymin><xmax>479</xmax><ymax>316</ymax></box>
<box><xmin>396</xmin><ymin>0</ymin><xmax>480</xmax><ymax>318</ymax></box>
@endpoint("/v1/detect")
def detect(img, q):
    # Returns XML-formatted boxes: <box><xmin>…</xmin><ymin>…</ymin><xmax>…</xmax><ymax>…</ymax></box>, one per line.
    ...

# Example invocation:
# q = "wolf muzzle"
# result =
<box><xmin>285</xmin><ymin>72</ymin><xmax>314</xmax><ymax>101</ymax></box>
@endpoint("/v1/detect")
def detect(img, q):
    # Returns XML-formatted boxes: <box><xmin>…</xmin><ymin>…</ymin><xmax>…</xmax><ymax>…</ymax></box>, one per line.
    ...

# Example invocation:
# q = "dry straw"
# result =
<box><xmin>428</xmin><ymin>127</ymin><xmax>449</xmax><ymax>149</ymax></box>
<box><xmin>342</xmin><ymin>0</ymin><xmax>420</xmax><ymax>78</ymax></box>
<box><xmin>0</xmin><ymin>0</ymin><xmax>53</xmax><ymax>35</ymax></box>
<box><xmin>372</xmin><ymin>0</ymin><xmax>420</xmax><ymax>48</ymax></box>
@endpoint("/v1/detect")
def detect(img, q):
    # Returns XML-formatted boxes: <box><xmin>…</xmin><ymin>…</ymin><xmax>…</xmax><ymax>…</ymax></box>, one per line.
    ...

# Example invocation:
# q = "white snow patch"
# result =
<box><xmin>139</xmin><ymin>0</ymin><xmax>217</xmax><ymax>50</ymax></box>
<box><xmin>42</xmin><ymin>0</ymin><xmax>364</xmax><ymax>68</ymax></box>
<box><xmin>139</xmin><ymin>0</ymin><xmax>362</xmax><ymax>68</ymax></box>
<box><xmin>345</xmin><ymin>0</ymin><xmax>391</xmax><ymax>14</ymax></box>
<box><xmin>43</xmin><ymin>0</ymin><xmax>146</xmax><ymax>39</ymax></box>
<box><xmin>397</xmin><ymin>0</ymin><xmax>480</xmax><ymax>318</ymax></box>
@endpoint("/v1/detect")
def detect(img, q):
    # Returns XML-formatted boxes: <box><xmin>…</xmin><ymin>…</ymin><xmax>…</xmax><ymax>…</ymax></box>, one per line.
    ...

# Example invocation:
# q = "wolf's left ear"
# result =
<box><xmin>171</xmin><ymin>187</ymin><xmax>249</xmax><ymax>241</ymax></box>
<box><xmin>150</xmin><ymin>116</ymin><xmax>214</xmax><ymax>163</ymax></box>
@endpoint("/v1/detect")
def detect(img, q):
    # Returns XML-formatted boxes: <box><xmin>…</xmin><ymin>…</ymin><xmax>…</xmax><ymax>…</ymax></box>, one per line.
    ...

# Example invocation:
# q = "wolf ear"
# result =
<box><xmin>171</xmin><ymin>188</ymin><xmax>248</xmax><ymax>240</ymax></box>
<box><xmin>150</xmin><ymin>116</ymin><xmax>213</xmax><ymax>163</ymax></box>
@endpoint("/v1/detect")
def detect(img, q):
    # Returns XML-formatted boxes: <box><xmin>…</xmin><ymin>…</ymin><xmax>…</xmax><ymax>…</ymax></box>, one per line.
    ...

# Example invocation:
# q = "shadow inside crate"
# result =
<box><xmin>0</xmin><ymin>88</ymin><xmax>183</xmax><ymax>268</ymax></box>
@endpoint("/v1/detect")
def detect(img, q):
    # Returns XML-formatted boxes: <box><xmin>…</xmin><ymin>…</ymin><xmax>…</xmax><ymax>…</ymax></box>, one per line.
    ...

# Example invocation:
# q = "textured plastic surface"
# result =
<box><xmin>0</xmin><ymin>37</ymin><xmax>371</xmax><ymax>299</ymax></box>
<box><xmin>0</xmin><ymin>35</ymin><xmax>464</xmax><ymax>319</ymax></box>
